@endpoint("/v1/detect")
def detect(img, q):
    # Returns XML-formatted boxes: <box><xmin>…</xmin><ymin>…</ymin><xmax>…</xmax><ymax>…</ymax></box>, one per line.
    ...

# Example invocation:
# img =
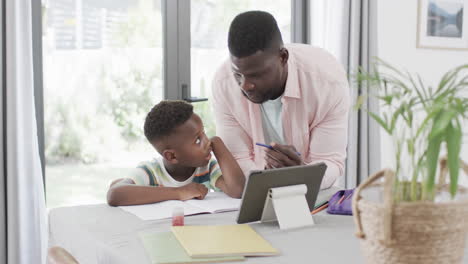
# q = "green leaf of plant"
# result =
<box><xmin>390</xmin><ymin>105</ymin><xmax>404</xmax><ymax>131</ymax></box>
<box><xmin>446</xmin><ymin>122</ymin><xmax>462</xmax><ymax>198</ymax></box>
<box><xmin>367</xmin><ymin>110</ymin><xmax>392</xmax><ymax>134</ymax></box>
<box><xmin>425</xmin><ymin>133</ymin><xmax>443</xmax><ymax>201</ymax></box>
<box><xmin>354</xmin><ymin>95</ymin><xmax>365</xmax><ymax>110</ymax></box>
<box><xmin>377</xmin><ymin>95</ymin><xmax>393</xmax><ymax>106</ymax></box>
<box><xmin>430</xmin><ymin>109</ymin><xmax>456</xmax><ymax>139</ymax></box>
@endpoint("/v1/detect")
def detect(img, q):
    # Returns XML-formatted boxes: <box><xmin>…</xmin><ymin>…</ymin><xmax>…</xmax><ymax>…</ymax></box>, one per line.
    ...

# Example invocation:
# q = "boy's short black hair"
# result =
<box><xmin>228</xmin><ymin>11</ymin><xmax>283</xmax><ymax>58</ymax></box>
<box><xmin>144</xmin><ymin>100</ymin><xmax>193</xmax><ymax>143</ymax></box>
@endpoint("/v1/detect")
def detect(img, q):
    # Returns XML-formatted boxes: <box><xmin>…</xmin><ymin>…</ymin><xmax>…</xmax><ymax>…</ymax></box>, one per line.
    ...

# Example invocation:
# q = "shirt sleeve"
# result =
<box><xmin>208</xmin><ymin>159</ymin><xmax>222</xmax><ymax>192</ymax></box>
<box><xmin>212</xmin><ymin>74</ymin><xmax>258</xmax><ymax>177</ymax></box>
<box><xmin>306</xmin><ymin>80</ymin><xmax>350</xmax><ymax>189</ymax></box>
<box><xmin>131</xmin><ymin>161</ymin><xmax>160</xmax><ymax>186</ymax></box>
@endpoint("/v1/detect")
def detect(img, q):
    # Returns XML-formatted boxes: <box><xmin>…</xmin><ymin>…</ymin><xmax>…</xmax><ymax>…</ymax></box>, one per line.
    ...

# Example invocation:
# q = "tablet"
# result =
<box><xmin>236</xmin><ymin>163</ymin><xmax>327</xmax><ymax>224</ymax></box>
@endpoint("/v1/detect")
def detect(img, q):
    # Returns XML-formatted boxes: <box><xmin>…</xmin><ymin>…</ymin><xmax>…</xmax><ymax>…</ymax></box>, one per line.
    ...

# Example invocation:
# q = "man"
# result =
<box><xmin>212</xmin><ymin>11</ymin><xmax>349</xmax><ymax>188</ymax></box>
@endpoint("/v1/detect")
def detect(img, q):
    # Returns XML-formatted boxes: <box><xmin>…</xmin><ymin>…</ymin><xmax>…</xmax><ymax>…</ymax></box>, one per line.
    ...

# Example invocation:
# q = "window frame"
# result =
<box><xmin>32</xmin><ymin>0</ymin><xmax>310</xmax><ymax>189</ymax></box>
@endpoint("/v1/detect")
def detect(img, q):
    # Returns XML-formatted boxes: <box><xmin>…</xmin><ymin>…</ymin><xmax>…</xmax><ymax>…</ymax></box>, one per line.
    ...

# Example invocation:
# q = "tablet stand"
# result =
<box><xmin>260</xmin><ymin>184</ymin><xmax>314</xmax><ymax>230</ymax></box>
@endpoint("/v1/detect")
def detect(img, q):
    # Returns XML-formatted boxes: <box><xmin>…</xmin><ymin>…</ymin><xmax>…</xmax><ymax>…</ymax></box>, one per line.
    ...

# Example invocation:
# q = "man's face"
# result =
<box><xmin>163</xmin><ymin>113</ymin><xmax>212</xmax><ymax>168</ymax></box>
<box><xmin>230</xmin><ymin>49</ymin><xmax>287</xmax><ymax>104</ymax></box>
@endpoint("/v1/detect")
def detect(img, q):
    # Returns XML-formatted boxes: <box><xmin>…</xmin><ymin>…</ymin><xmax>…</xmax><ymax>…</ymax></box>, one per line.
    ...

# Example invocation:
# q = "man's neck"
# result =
<box><xmin>270</xmin><ymin>65</ymin><xmax>288</xmax><ymax>101</ymax></box>
<box><xmin>163</xmin><ymin>159</ymin><xmax>196</xmax><ymax>181</ymax></box>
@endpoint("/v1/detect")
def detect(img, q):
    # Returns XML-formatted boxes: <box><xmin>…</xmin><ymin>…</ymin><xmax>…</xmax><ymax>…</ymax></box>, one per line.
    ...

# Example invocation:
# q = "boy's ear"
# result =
<box><xmin>162</xmin><ymin>149</ymin><xmax>178</xmax><ymax>164</ymax></box>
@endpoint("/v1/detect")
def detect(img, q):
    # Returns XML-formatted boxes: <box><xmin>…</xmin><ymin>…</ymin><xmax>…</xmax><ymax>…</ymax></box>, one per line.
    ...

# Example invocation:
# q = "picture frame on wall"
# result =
<box><xmin>417</xmin><ymin>0</ymin><xmax>468</xmax><ymax>50</ymax></box>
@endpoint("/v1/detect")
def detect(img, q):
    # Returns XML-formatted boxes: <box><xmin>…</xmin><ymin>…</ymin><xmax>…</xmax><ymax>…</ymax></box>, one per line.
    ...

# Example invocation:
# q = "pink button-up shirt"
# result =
<box><xmin>211</xmin><ymin>44</ymin><xmax>350</xmax><ymax>188</ymax></box>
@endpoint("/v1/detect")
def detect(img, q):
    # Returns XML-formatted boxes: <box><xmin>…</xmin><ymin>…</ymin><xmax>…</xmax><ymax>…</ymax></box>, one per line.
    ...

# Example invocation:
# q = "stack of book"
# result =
<box><xmin>140</xmin><ymin>224</ymin><xmax>279</xmax><ymax>264</ymax></box>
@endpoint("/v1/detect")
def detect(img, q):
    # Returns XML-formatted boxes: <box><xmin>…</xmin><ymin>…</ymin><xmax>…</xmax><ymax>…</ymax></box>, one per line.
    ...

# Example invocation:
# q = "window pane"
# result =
<box><xmin>191</xmin><ymin>1</ymin><xmax>291</xmax><ymax>137</ymax></box>
<box><xmin>42</xmin><ymin>0</ymin><xmax>163</xmax><ymax>208</ymax></box>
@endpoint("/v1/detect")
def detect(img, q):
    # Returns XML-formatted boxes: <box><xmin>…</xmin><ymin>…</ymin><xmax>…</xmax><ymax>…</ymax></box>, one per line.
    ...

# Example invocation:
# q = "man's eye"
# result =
<box><xmin>195</xmin><ymin>138</ymin><xmax>201</xmax><ymax>144</ymax></box>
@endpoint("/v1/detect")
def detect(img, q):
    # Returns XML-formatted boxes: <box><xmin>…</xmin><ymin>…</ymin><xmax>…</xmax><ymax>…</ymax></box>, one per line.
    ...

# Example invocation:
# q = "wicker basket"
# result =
<box><xmin>352</xmin><ymin>159</ymin><xmax>468</xmax><ymax>264</ymax></box>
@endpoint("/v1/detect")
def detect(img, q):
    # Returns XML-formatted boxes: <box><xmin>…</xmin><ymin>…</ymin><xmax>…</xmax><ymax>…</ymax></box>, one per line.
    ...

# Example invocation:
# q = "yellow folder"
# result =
<box><xmin>171</xmin><ymin>224</ymin><xmax>279</xmax><ymax>258</ymax></box>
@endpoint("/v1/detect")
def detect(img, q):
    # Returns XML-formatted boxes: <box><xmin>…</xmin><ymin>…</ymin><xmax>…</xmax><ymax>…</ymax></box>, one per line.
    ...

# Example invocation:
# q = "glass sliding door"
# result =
<box><xmin>40</xmin><ymin>0</ymin><xmax>301</xmax><ymax>208</ymax></box>
<box><xmin>190</xmin><ymin>0</ymin><xmax>292</xmax><ymax>137</ymax></box>
<box><xmin>42</xmin><ymin>0</ymin><xmax>164</xmax><ymax>208</ymax></box>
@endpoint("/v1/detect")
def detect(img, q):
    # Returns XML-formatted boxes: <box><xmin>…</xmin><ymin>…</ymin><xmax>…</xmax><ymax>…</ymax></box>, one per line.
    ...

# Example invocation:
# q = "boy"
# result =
<box><xmin>107</xmin><ymin>100</ymin><xmax>245</xmax><ymax>206</ymax></box>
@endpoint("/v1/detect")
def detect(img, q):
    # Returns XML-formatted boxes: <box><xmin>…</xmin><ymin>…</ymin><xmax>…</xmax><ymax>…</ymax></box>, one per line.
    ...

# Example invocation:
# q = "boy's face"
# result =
<box><xmin>161</xmin><ymin>113</ymin><xmax>212</xmax><ymax>168</ymax></box>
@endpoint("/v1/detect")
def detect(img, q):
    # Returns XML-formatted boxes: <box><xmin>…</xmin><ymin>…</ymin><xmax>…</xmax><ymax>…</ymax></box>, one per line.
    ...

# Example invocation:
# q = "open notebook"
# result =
<box><xmin>119</xmin><ymin>192</ymin><xmax>241</xmax><ymax>221</ymax></box>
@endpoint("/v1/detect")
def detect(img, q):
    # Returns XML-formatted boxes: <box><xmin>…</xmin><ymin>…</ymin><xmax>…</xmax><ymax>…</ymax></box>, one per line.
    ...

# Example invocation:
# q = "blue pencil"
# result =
<box><xmin>255</xmin><ymin>142</ymin><xmax>301</xmax><ymax>156</ymax></box>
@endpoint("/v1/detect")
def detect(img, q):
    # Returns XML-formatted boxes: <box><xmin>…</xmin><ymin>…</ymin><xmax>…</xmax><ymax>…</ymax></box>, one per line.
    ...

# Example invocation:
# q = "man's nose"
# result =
<box><xmin>241</xmin><ymin>79</ymin><xmax>255</xmax><ymax>92</ymax></box>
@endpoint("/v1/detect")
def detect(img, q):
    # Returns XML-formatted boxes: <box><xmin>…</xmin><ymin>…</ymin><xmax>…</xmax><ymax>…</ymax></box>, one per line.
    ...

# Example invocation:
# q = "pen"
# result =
<box><xmin>256</xmin><ymin>142</ymin><xmax>301</xmax><ymax>156</ymax></box>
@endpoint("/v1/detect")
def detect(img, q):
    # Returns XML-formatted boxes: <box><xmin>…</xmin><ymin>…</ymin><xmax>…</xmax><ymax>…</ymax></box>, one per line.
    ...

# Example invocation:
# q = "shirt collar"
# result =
<box><xmin>282</xmin><ymin>53</ymin><xmax>301</xmax><ymax>99</ymax></box>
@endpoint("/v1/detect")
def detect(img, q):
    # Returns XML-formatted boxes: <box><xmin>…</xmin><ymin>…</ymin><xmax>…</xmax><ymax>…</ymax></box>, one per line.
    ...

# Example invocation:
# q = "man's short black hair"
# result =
<box><xmin>144</xmin><ymin>100</ymin><xmax>193</xmax><ymax>143</ymax></box>
<box><xmin>228</xmin><ymin>11</ymin><xmax>283</xmax><ymax>58</ymax></box>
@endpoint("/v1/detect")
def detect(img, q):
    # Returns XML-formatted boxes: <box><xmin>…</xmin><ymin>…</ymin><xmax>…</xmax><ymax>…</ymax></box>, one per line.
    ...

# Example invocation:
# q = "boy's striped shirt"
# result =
<box><xmin>130</xmin><ymin>156</ymin><xmax>222</xmax><ymax>191</ymax></box>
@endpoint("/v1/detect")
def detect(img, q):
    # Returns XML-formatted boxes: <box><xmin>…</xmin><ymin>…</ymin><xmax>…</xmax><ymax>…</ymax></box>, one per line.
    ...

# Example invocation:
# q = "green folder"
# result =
<box><xmin>139</xmin><ymin>231</ymin><xmax>245</xmax><ymax>264</ymax></box>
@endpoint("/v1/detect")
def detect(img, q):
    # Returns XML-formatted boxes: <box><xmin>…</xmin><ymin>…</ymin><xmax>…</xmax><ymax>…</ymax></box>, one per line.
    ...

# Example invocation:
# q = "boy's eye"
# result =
<box><xmin>195</xmin><ymin>138</ymin><xmax>201</xmax><ymax>144</ymax></box>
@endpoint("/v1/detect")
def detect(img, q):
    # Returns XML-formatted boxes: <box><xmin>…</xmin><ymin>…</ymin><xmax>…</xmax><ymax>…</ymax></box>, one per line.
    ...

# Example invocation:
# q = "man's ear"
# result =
<box><xmin>162</xmin><ymin>149</ymin><xmax>178</xmax><ymax>164</ymax></box>
<box><xmin>279</xmin><ymin>47</ymin><xmax>289</xmax><ymax>65</ymax></box>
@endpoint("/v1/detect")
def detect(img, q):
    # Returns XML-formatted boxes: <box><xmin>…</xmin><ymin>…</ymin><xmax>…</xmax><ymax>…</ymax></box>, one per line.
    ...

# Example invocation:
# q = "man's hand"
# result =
<box><xmin>177</xmin><ymin>182</ymin><xmax>209</xmax><ymax>201</ymax></box>
<box><xmin>264</xmin><ymin>142</ymin><xmax>303</xmax><ymax>169</ymax></box>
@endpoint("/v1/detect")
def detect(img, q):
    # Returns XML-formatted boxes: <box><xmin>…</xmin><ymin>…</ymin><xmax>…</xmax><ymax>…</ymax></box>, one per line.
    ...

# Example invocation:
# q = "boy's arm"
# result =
<box><xmin>106</xmin><ymin>178</ymin><xmax>208</xmax><ymax>206</ymax></box>
<box><xmin>210</xmin><ymin>136</ymin><xmax>245</xmax><ymax>198</ymax></box>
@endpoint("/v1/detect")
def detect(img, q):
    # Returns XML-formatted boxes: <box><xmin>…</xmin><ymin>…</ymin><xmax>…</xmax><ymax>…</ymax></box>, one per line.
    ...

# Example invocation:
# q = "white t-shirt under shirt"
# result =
<box><xmin>130</xmin><ymin>155</ymin><xmax>222</xmax><ymax>191</ymax></box>
<box><xmin>260</xmin><ymin>95</ymin><xmax>285</xmax><ymax>144</ymax></box>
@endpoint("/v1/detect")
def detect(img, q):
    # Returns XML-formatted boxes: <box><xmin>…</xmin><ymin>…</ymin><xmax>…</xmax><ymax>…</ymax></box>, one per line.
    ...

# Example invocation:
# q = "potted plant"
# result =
<box><xmin>351</xmin><ymin>59</ymin><xmax>468</xmax><ymax>264</ymax></box>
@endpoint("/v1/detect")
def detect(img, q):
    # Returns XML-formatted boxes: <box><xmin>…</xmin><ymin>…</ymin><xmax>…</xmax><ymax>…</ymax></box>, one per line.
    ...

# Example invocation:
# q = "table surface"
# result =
<box><xmin>48</xmin><ymin>199</ymin><xmax>468</xmax><ymax>264</ymax></box>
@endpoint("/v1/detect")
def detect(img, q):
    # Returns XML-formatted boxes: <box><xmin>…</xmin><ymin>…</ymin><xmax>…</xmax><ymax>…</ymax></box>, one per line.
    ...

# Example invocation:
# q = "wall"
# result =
<box><xmin>377</xmin><ymin>0</ymin><xmax>468</xmax><ymax>185</ymax></box>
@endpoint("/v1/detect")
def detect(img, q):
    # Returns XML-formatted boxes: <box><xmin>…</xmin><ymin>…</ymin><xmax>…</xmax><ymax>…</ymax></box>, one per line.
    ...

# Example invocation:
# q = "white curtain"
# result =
<box><xmin>309</xmin><ymin>0</ymin><xmax>380</xmax><ymax>188</ymax></box>
<box><xmin>1</xmin><ymin>0</ymin><xmax>48</xmax><ymax>263</ymax></box>
<box><xmin>309</xmin><ymin>0</ymin><xmax>350</xmax><ymax>67</ymax></box>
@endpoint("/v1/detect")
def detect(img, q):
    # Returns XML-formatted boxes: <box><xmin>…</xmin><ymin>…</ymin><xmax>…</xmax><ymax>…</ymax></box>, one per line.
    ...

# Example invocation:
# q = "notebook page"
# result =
<box><xmin>186</xmin><ymin>192</ymin><xmax>241</xmax><ymax>213</ymax></box>
<box><xmin>120</xmin><ymin>200</ymin><xmax>208</xmax><ymax>220</ymax></box>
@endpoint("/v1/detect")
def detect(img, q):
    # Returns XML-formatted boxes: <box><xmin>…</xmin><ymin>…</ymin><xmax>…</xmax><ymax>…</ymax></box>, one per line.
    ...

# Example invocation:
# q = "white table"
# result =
<box><xmin>48</xmin><ymin>203</ymin><xmax>468</xmax><ymax>264</ymax></box>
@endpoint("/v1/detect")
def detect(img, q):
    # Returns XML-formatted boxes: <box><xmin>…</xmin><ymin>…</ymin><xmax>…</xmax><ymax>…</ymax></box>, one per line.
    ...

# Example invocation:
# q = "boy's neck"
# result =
<box><xmin>162</xmin><ymin>159</ymin><xmax>196</xmax><ymax>181</ymax></box>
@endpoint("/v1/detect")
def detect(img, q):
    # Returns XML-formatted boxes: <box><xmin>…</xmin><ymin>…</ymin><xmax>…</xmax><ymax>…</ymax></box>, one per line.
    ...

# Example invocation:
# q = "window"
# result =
<box><xmin>40</xmin><ymin>0</ymin><xmax>305</xmax><ymax>208</ymax></box>
<box><xmin>42</xmin><ymin>0</ymin><xmax>163</xmax><ymax>208</ymax></box>
<box><xmin>190</xmin><ymin>0</ymin><xmax>291</xmax><ymax>137</ymax></box>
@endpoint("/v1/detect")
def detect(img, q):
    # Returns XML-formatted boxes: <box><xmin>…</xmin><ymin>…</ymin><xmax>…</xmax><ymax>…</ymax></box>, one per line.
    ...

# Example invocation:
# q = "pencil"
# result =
<box><xmin>336</xmin><ymin>194</ymin><xmax>346</xmax><ymax>205</ymax></box>
<box><xmin>311</xmin><ymin>203</ymin><xmax>329</xmax><ymax>215</ymax></box>
<box><xmin>314</xmin><ymin>200</ymin><xmax>328</xmax><ymax>210</ymax></box>
<box><xmin>255</xmin><ymin>142</ymin><xmax>301</xmax><ymax>156</ymax></box>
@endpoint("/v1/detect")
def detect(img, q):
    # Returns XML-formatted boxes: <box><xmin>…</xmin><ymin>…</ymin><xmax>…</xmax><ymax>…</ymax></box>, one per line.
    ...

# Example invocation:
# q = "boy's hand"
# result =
<box><xmin>177</xmin><ymin>182</ymin><xmax>209</xmax><ymax>201</ymax></box>
<box><xmin>209</xmin><ymin>136</ymin><xmax>222</xmax><ymax>150</ymax></box>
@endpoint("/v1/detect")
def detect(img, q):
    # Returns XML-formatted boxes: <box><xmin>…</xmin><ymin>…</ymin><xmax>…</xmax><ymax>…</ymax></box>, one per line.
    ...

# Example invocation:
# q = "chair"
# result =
<box><xmin>47</xmin><ymin>247</ymin><xmax>79</xmax><ymax>264</ymax></box>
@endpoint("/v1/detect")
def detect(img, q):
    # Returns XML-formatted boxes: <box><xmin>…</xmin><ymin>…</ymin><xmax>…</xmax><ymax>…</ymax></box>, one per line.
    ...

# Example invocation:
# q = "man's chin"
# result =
<box><xmin>242</xmin><ymin>91</ymin><xmax>266</xmax><ymax>104</ymax></box>
<box><xmin>246</xmin><ymin>96</ymin><xmax>266</xmax><ymax>104</ymax></box>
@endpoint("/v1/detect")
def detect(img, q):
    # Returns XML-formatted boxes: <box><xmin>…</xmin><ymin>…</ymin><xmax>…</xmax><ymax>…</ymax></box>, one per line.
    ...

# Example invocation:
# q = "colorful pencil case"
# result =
<box><xmin>327</xmin><ymin>189</ymin><xmax>354</xmax><ymax>215</ymax></box>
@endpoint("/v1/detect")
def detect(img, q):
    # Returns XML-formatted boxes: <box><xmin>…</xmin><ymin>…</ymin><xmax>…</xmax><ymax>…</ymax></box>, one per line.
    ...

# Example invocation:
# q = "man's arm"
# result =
<box><xmin>210</xmin><ymin>136</ymin><xmax>245</xmax><ymax>198</ymax></box>
<box><xmin>305</xmin><ymin>94</ymin><xmax>349</xmax><ymax>188</ymax></box>
<box><xmin>106</xmin><ymin>178</ymin><xmax>209</xmax><ymax>206</ymax></box>
<box><xmin>264</xmin><ymin>82</ymin><xmax>350</xmax><ymax>189</ymax></box>
<box><xmin>212</xmin><ymin>76</ymin><xmax>257</xmax><ymax>177</ymax></box>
